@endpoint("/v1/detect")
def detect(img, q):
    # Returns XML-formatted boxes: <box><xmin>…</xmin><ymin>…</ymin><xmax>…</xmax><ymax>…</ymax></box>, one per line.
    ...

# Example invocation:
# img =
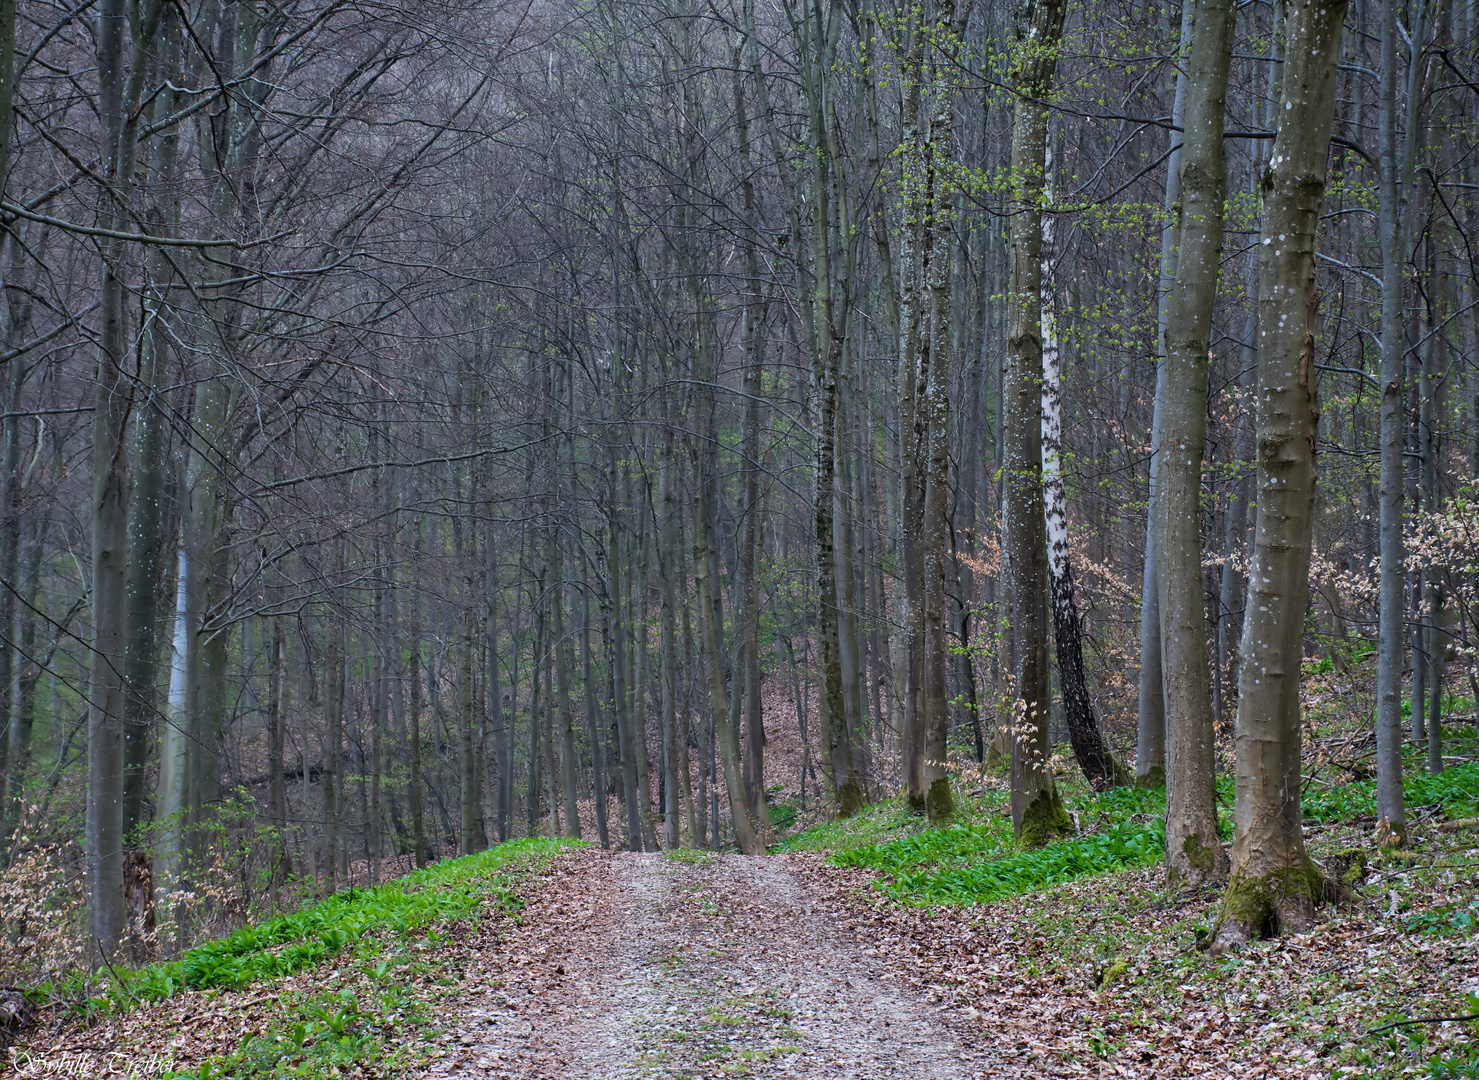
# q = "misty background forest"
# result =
<box><xmin>0</xmin><ymin>0</ymin><xmax>1475</xmax><ymax>996</ymax></box>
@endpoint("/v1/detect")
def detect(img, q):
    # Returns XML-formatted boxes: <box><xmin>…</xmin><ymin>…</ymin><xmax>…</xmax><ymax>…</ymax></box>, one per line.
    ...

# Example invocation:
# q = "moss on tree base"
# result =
<box><xmin>984</xmin><ymin>742</ymin><xmax>1006</xmax><ymax>773</ymax></box>
<box><xmin>1017</xmin><ymin>787</ymin><xmax>1074</xmax><ymax>850</ymax></box>
<box><xmin>1134</xmin><ymin>765</ymin><xmax>1165</xmax><ymax>790</ymax></box>
<box><xmin>1167</xmin><ymin>830</ymin><xmax>1226</xmax><ymax>887</ymax></box>
<box><xmin>836</xmin><ymin>778</ymin><xmax>865</xmax><ymax>819</ymax></box>
<box><xmin>1209</xmin><ymin>860</ymin><xmax>1323</xmax><ymax>953</ymax></box>
<box><xmin>925</xmin><ymin>777</ymin><xmax>955</xmax><ymax>825</ymax></box>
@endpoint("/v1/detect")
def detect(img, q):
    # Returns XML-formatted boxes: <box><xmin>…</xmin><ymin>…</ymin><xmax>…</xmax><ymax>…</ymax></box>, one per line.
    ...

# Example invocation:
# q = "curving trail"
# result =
<box><xmin>421</xmin><ymin>848</ymin><xmax>996</xmax><ymax>1079</ymax></box>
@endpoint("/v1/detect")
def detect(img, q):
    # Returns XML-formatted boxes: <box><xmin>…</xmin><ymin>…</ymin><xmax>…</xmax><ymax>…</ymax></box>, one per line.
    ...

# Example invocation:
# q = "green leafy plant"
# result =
<box><xmin>110</xmin><ymin>837</ymin><xmax>578</xmax><ymax>1004</ymax></box>
<box><xmin>1408</xmin><ymin>902</ymin><xmax>1479</xmax><ymax>937</ymax></box>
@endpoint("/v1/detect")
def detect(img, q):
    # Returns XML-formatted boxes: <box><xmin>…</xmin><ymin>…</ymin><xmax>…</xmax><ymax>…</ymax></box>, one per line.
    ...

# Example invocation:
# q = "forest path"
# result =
<box><xmin>423</xmin><ymin>847</ymin><xmax>994</xmax><ymax>1079</ymax></box>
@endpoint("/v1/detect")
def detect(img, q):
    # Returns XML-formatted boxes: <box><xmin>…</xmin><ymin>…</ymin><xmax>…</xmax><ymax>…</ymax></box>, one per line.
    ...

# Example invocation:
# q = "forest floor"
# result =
<box><xmin>7</xmin><ymin>816</ymin><xmax>1476</xmax><ymax>1080</ymax></box>
<box><xmin>424</xmin><ymin>848</ymin><xmax>990</xmax><ymax>1079</ymax></box>
<box><xmin>4</xmin><ymin>693</ymin><xmax>1478</xmax><ymax>1078</ymax></box>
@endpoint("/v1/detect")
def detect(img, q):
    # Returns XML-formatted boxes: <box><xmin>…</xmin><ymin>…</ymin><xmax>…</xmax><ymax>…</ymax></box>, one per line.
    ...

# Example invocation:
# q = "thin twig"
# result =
<box><xmin>1369</xmin><ymin>1012</ymin><xmax>1479</xmax><ymax>1035</ymax></box>
<box><xmin>96</xmin><ymin>940</ymin><xmax>141</xmax><ymax>1007</ymax></box>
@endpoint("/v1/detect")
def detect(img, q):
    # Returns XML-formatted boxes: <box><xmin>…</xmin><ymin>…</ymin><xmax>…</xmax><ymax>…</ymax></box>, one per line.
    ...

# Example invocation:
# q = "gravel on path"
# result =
<box><xmin>422</xmin><ymin>848</ymin><xmax>996</xmax><ymax>1079</ymax></box>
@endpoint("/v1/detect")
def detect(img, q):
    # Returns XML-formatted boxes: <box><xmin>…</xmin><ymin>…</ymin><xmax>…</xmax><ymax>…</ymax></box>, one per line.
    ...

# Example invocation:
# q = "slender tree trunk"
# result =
<box><xmin>693</xmin><ymin>474</ymin><xmax>764</xmax><ymax>855</ymax></box>
<box><xmin>579</xmin><ymin>566</ymin><xmax>609</xmax><ymax>847</ymax></box>
<box><xmin>525</xmin><ymin>576</ymin><xmax>545</xmax><ymax>841</ymax></box>
<box><xmin>324</xmin><ymin>618</ymin><xmax>344</xmax><ymax>894</ymax></box>
<box><xmin>88</xmin><ymin>0</ymin><xmax>162</xmax><ymax>966</ymax></box>
<box><xmin>3</xmin><ymin>513</ymin><xmax>42</xmax><ymax>840</ymax></box>
<box><xmin>659</xmin><ymin>446</ymin><xmax>683</xmax><ymax>849</ymax></box>
<box><xmin>920</xmin><ymin>50</ymin><xmax>958</xmax><ymax>823</ymax></box>
<box><xmin>1003</xmin><ymin>0</ymin><xmax>1072</xmax><ymax>848</ymax></box>
<box><xmin>409</xmin><ymin>635</ymin><xmax>427</xmax><ymax>864</ymax></box>
<box><xmin>1376</xmin><ymin>0</ymin><xmax>1433</xmax><ymax>844</ymax></box>
<box><xmin>1137</xmin><ymin>2</ymin><xmax>1194</xmax><ymax>787</ymax></box>
<box><xmin>1156</xmin><ymin>0</ymin><xmax>1235</xmax><ymax>886</ymax></box>
<box><xmin>158</xmin><ymin>548</ymin><xmax>190</xmax><ymax>915</ymax></box>
<box><xmin>551</xmin><ymin>533</ymin><xmax>582</xmax><ymax>838</ymax></box>
<box><xmin>268</xmin><ymin>616</ymin><xmax>291</xmax><ymax>886</ymax></box>
<box><xmin>1211</xmin><ymin>0</ymin><xmax>1347</xmax><ymax>947</ymax></box>
<box><xmin>1041</xmin><ymin>158</ymin><xmax>1128</xmax><ymax>793</ymax></box>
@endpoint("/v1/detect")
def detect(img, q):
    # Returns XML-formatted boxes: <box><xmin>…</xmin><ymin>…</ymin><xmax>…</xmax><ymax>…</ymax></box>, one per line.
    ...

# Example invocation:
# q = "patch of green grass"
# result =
<box><xmin>828</xmin><ymin>784</ymin><xmax>1166</xmax><ymax>905</ymax></box>
<box><xmin>144</xmin><ymin>839</ymin><xmax>579</xmax><ymax>1078</ymax></box>
<box><xmin>775</xmin><ymin>798</ymin><xmax>931</xmax><ymax>855</ymax></box>
<box><xmin>840</xmin><ymin>817</ymin><xmax>1168</xmax><ymax>905</ymax></box>
<box><xmin>664</xmin><ymin>846</ymin><xmax>716</xmax><ymax>865</ymax></box>
<box><xmin>1303</xmin><ymin>760</ymin><xmax>1479</xmax><ymax>823</ymax></box>
<box><xmin>100</xmin><ymin>837</ymin><xmax>580</xmax><ymax>1008</ymax></box>
<box><xmin>819</xmin><ymin>759</ymin><xmax>1479</xmax><ymax>907</ymax></box>
<box><xmin>767</xmin><ymin>803</ymin><xmax>798</xmax><ymax>833</ymax></box>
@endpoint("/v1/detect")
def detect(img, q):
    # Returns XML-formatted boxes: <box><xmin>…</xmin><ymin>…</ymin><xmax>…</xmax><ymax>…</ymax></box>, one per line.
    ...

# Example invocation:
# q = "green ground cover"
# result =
<box><xmin>794</xmin><ymin>760</ymin><xmax>1479</xmax><ymax>907</ymax></box>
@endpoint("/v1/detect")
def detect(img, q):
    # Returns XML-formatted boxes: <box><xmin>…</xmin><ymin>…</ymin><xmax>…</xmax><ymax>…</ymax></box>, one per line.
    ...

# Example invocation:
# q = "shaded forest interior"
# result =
<box><xmin>0</xmin><ymin>0</ymin><xmax>1475</xmax><ymax>976</ymax></box>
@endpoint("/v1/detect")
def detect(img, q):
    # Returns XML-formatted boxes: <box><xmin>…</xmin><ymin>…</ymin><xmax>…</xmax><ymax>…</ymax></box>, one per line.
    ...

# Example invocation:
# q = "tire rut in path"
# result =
<box><xmin>427</xmin><ymin>849</ymin><xmax>990</xmax><ymax>1079</ymax></box>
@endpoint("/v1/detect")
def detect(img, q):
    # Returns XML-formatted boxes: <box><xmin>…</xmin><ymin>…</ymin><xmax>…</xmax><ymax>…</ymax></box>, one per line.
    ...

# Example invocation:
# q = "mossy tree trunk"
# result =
<box><xmin>1211</xmin><ymin>0</ymin><xmax>1347</xmax><ymax>950</ymax></box>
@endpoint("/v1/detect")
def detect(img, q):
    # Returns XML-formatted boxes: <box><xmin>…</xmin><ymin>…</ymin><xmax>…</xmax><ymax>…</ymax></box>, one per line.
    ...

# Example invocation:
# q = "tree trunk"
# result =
<box><xmin>1375</xmin><ymin>0</ymin><xmax>1433</xmax><ymax>845</ymax></box>
<box><xmin>551</xmin><ymin>532</ymin><xmax>582</xmax><ymax>838</ymax></box>
<box><xmin>920</xmin><ymin>51</ymin><xmax>958</xmax><ymax>824</ymax></box>
<box><xmin>1211</xmin><ymin>0</ymin><xmax>1347</xmax><ymax>948</ymax></box>
<box><xmin>659</xmin><ymin>445</ymin><xmax>683</xmax><ymax>849</ymax></box>
<box><xmin>1040</xmin><ymin>156</ymin><xmax>1129</xmax><ymax>793</ymax></box>
<box><xmin>268</xmin><ymin>616</ymin><xmax>291</xmax><ymax>885</ymax></box>
<box><xmin>579</xmin><ymin>563</ymin><xmax>609</xmax><ymax>847</ymax></box>
<box><xmin>1003</xmin><ymin>0</ymin><xmax>1072</xmax><ymax>849</ymax></box>
<box><xmin>1156</xmin><ymin>0</ymin><xmax>1235</xmax><ymax>886</ymax></box>
<box><xmin>324</xmin><ymin>619</ymin><xmax>345</xmax><ymax>893</ymax></box>
<box><xmin>693</xmin><ymin>473</ymin><xmax>764</xmax><ymax>855</ymax></box>
<box><xmin>1137</xmin><ymin>2</ymin><xmax>1193</xmax><ymax>788</ymax></box>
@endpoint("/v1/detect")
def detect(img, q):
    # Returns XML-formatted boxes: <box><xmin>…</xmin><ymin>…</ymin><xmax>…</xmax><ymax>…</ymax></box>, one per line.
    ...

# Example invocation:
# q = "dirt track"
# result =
<box><xmin>422</xmin><ymin>848</ymin><xmax>996</xmax><ymax>1079</ymax></box>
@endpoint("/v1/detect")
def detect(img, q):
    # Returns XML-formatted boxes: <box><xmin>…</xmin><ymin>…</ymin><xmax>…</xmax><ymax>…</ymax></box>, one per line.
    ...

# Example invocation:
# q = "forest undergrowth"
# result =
<box><xmin>788</xmin><ymin>736</ymin><xmax>1479</xmax><ymax>1078</ymax></box>
<box><xmin>4</xmin><ymin>732</ymin><xmax>1476</xmax><ymax>1078</ymax></box>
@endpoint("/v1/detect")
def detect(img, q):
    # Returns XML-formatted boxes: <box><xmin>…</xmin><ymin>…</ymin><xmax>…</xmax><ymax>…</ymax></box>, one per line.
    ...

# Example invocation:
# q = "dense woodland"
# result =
<box><xmin>0</xmin><ymin>0</ymin><xmax>1474</xmax><ymax>978</ymax></box>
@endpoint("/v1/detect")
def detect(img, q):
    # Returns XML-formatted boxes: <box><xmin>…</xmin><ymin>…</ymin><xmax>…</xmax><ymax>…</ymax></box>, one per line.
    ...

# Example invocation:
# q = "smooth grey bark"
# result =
<box><xmin>693</xmin><ymin>469</ymin><xmax>763</xmax><ymax>856</ymax></box>
<box><xmin>631</xmin><ymin>514</ymin><xmax>659</xmax><ymax>850</ymax></box>
<box><xmin>268</xmin><ymin>616</ymin><xmax>290</xmax><ymax>884</ymax></box>
<box><xmin>1003</xmin><ymin>0</ymin><xmax>1072</xmax><ymax>848</ymax></box>
<box><xmin>551</xmin><ymin>516</ymin><xmax>581</xmax><ymax>837</ymax></box>
<box><xmin>1376</xmin><ymin>0</ymin><xmax>1432</xmax><ymax>845</ymax></box>
<box><xmin>1211</xmin><ymin>0</ymin><xmax>1347</xmax><ymax>948</ymax></box>
<box><xmin>411</xmin><ymin>618</ymin><xmax>428</xmax><ymax>863</ymax></box>
<box><xmin>120</xmin><ymin>28</ymin><xmax>181</xmax><ymax>926</ymax></box>
<box><xmin>89</xmin><ymin>0</ymin><xmax>164</xmax><ymax>968</ymax></box>
<box><xmin>324</xmin><ymin>615</ymin><xmax>345</xmax><ymax>893</ymax></box>
<box><xmin>1155</xmin><ymin>0</ymin><xmax>1235</xmax><ymax>886</ymax></box>
<box><xmin>524</xmin><ymin>566</ymin><xmax>545</xmax><ymax>842</ymax></box>
<box><xmin>1137</xmin><ymin>1</ymin><xmax>1193</xmax><ymax>788</ymax></box>
<box><xmin>579</xmin><ymin>564</ymin><xmax>609</xmax><ymax>847</ymax></box>
<box><xmin>658</xmin><ymin>447</ymin><xmax>683</xmax><ymax>849</ymax></box>
<box><xmin>608</xmin><ymin>477</ymin><xmax>643</xmax><ymax>850</ymax></box>
<box><xmin>733</xmin><ymin>37</ymin><xmax>773</xmax><ymax>845</ymax></box>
